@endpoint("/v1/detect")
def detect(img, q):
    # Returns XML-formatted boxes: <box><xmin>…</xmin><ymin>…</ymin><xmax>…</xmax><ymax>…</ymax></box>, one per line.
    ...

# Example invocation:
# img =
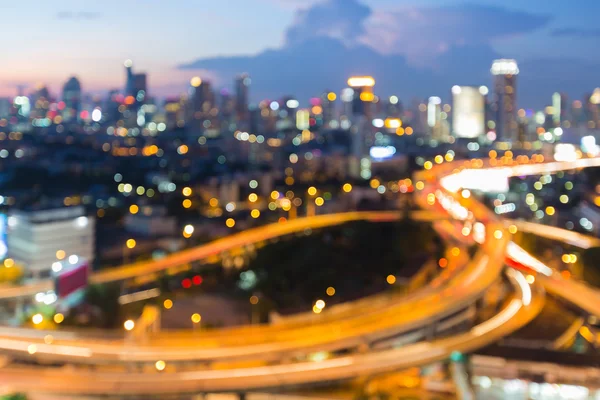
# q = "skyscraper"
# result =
<box><xmin>347</xmin><ymin>76</ymin><xmax>376</xmax><ymax>179</ymax></box>
<box><xmin>133</xmin><ymin>73</ymin><xmax>147</xmax><ymax>103</ymax></box>
<box><xmin>491</xmin><ymin>59</ymin><xmax>519</xmax><ymax>142</ymax></box>
<box><xmin>62</xmin><ymin>77</ymin><xmax>82</xmax><ymax>123</ymax></box>
<box><xmin>124</xmin><ymin>59</ymin><xmax>134</xmax><ymax>96</ymax></box>
<box><xmin>188</xmin><ymin>77</ymin><xmax>214</xmax><ymax>131</ymax></box>
<box><xmin>347</xmin><ymin>76</ymin><xmax>375</xmax><ymax>121</ymax></box>
<box><xmin>452</xmin><ymin>86</ymin><xmax>486</xmax><ymax>139</ymax></box>
<box><xmin>235</xmin><ymin>74</ymin><xmax>250</xmax><ymax>124</ymax></box>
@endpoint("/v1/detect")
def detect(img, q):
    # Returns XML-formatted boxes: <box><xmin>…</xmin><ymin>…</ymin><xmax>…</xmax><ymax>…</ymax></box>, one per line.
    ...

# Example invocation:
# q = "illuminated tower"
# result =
<box><xmin>451</xmin><ymin>86</ymin><xmax>486</xmax><ymax>139</ymax></box>
<box><xmin>124</xmin><ymin>59</ymin><xmax>134</xmax><ymax>96</ymax></box>
<box><xmin>347</xmin><ymin>76</ymin><xmax>376</xmax><ymax>179</ymax></box>
<box><xmin>491</xmin><ymin>59</ymin><xmax>519</xmax><ymax>142</ymax></box>
<box><xmin>347</xmin><ymin>76</ymin><xmax>375</xmax><ymax>121</ymax></box>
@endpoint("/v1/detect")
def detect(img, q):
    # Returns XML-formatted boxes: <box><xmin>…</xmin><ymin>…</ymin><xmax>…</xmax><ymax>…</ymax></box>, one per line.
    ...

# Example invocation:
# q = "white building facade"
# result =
<box><xmin>7</xmin><ymin>206</ymin><xmax>95</xmax><ymax>277</ymax></box>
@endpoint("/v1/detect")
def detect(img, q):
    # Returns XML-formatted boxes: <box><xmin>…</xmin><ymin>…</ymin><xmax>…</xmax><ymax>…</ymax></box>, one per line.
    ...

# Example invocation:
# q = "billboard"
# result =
<box><xmin>452</xmin><ymin>86</ymin><xmax>485</xmax><ymax>139</ymax></box>
<box><xmin>55</xmin><ymin>261</ymin><xmax>89</xmax><ymax>299</ymax></box>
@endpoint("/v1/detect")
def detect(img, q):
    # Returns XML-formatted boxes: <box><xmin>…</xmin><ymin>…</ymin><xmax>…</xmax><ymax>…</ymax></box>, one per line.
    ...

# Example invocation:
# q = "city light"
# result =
<box><xmin>226</xmin><ymin>218</ymin><xmax>236</xmax><ymax>228</ymax></box>
<box><xmin>183</xmin><ymin>224</ymin><xmax>194</xmax><ymax>236</ymax></box>
<box><xmin>163</xmin><ymin>299</ymin><xmax>173</xmax><ymax>309</ymax></box>
<box><xmin>53</xmin><ymin>313</ymin><xmax>64</xmax><ymax>324</ymax></box>
<box><xmin>190</xmin><ymin>77</ymin><xmax>202</xmax><ymax>87</ymax></box>
<box><xmin>308</xmin><ymin>187</ymin><xmax>317</xmax><ymax>196</ymax></box>
<box><xmin>124</xmin><ymin>320</ymin><xmax>135</xmax><ymax>331</ymax></box>
<box><xmin>250</xmin><ymin>295</ymin><xmax>259</xmax><ymax>305</ymax></box>
<box><xmin>326</xmin><ymin>287</ymin><xmax>336</xmax><ymax>296</ymax></box>
<box><xmin>387</xmin><ymin>275</ymin><xmax>396</xmax><ymax>285</ymax></box>
<box><xmin>126</xmin><ymin>239</ymin><xmax>136</xmax><ymax>249</ymax></box>
<box><xmin>155</xmin><ymin>360</ymin><xmax>166</xmax><ymax>371</ymax></box>
<box><xmin>191</xmin><ymin>313</ymin><xmax>202</xmax><ymax>324</ymax></box>
<box><xmin>342</xmin><ymin>183</ymin><xmax>352</xmax><ymax>193</ymax></box>
<box><xmin>32</xmin><ymin>314</ymin><xmax>43</xmax><ymax>325</ymax></box>
<box><xmin>347</xmin><ymin>76</ymin><xmax>375</xmax><ymax>87</ymax></box>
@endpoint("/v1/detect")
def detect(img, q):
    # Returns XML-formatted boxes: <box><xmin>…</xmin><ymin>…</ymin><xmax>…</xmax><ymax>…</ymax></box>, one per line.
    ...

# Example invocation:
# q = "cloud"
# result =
<box><xmin>178</xmin><ymin>1</ymin><xmax>596</xmax><ymax>109</ymax></box>
<box><xmin>362</xmin><ymin>4</ymin><xmax>551</xmax><ymax>64</ymax></box>
<box><xmin>56</xmin><ymin>11</ymin><xmax>101</xmax><ymax>20</ymax></box>
<box><xmin>261</xmin><ymin>0</ymin><xmax>321</xmax><ymax>10</ymax></box>
<box><xmin>551</xmin><ymin>28</ymin><xmax>600</xmax><ymax>38</ymax></box>
<box><xmin>285</xmin><ymin>0</ymin><xmax>371</xmax><ymax>46</ymax></box>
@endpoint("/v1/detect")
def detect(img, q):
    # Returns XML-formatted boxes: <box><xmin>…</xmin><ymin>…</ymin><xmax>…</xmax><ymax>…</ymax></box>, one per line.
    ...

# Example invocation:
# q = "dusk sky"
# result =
<box><xmin>2</xmin><ymin>0</ymin><xmax>599</xmax><ymax>108</ymax></box>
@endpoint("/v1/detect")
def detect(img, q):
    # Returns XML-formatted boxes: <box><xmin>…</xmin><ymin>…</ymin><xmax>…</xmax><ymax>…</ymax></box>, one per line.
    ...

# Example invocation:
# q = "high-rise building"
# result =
<box><xmin>0</xmin><ymin>98</ymin><xmax>11</xmax><ymax>119</ymax></box>
<box><xmin>133</xmin><ymin>73</ymin><xmax>147</xmax><ymax>103</ymax></box>
<box><xmin>347</xmin><ymin>77</ymin><xmax>376</xmax><ymax>179</ymax></box>
<box><xmin>62</xmin><ymin>76</ymin><xmax>82</xmax><ymax>123</ymax></box>
<box><xmin>552</xmin><ymin>92</ymin><xmax>567</xmax><ymax>127</ymax></box>
<box><xmin>347</xmin><ymin>76</ymin><xmax>375</xmax><ymax>121</ymax></box>
<box><xmin>188</xmin><ymin>77</ymin><xmax>214</xmax><ymax>131</ymax></box>
<box><xmin>320</xmin><ymin>91</ymin><xmax>337</xmax><ymax>127</ymax></box>
<box><xmin>235</xmin><ymin>74</ymin><xmax>250</xmax><ymax>124</ymax></box>
<box><xmin>491</xmin><ymin>59</ymin><xmax>519</xmax><ymax>142</ymax></box>
<box><xmin>427</xmin><ymin>96</ymin><xmax>442</xmax><ymax>139</ymax></box>
<box><xmin>452</xmin><ymin>86</ymin><xmax>486</xmax><ymax>139</ymax></box>
<box><xmin>124</xmin><ymin>59</ymin><xmax>134</xmax><ymax>96</ymax></box>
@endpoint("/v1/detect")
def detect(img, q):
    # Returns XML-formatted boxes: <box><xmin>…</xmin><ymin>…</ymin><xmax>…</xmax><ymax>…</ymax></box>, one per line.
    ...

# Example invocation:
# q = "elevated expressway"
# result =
<box><xmin>3</xmin><ymin>155</ymin><xmax>600</xmax><ymax>395</ymax></box>
<box><xmin>0</xmin><ymin>207</ymin><xmax>506</xmax><ymax>365</ymax></box>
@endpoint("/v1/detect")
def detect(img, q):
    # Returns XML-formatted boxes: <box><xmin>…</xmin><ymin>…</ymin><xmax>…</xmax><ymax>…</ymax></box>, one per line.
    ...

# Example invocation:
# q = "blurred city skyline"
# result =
<box><xmin>3</xmin><ymin>0</ymin><xmax>600</xmax><ymax>108</ymax></box>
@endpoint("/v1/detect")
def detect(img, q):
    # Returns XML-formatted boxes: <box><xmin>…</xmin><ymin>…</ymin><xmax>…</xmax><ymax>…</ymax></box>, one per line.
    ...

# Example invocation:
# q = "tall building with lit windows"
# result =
<box><xmin>347</xmin><ymin>76</ymin><xmax>375</xmax><ymax>121</ymax></box>
<box><xmin>188</xmin><ymin>77</ymin><xmax>214</xmax><ymax>131</ymax></box>
<box><xmin>320</xmin><ymin>91</ymin><xmax>337</xmax><ymax>127</ymax></box>
<box><xmin>347</xmin><ymin>77</ymin><xmax>376</xmax><ymax>179</ymax></box>
<box><xmin>491</xmin><ymin>59</ymin><xmax>519</xmax><ymax>142</ymax></box>
<box><xmin>452</xmin><ymin>86</ymin><xmax>486</xmax><ymax>139</ymax></box>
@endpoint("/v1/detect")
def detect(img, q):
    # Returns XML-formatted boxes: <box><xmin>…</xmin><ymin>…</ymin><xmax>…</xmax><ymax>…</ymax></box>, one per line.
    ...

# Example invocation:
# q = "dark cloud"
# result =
<box><xmin>285</xmin><ymin>0</ymin><xmax>371</xmax><ymax>46</ymax></box>
<box><xmin>56</xmin><ymin>11</ymin><xmax>101</xmax><ymax>20</ymax></box>
<box><xmin>363</xmin><ymin>4</ymin><xmax>551</xmax><ymax>63</ymax></box>
<box><xmin>552</xmin><ymin>28</ymin><xmax>600</xmax><ymax>38</ymax></box>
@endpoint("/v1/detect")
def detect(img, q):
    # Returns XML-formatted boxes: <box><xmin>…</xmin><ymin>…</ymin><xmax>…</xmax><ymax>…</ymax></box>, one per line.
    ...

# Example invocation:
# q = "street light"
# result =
<box><xmin>32</xmin><ymin>314</ymin><xmax>43</xmax><ymax>325</ymax></box>
<box><xmin>183</xmin><ymin>225</ymin><xmax>194</xmax><ymax>238</ymax></box>
<box><xmin>155</xmin><ymin>360</ymin><xmax>166</xmax><ymax>371</ymax></box>
<box><xmin>124</xmin><ymin>320</ymin><xmax>135</xmax><ymax>331</ymax></box>
<box><xmin>53</xmin><ymin>313</ymin><xmax>64</xmax><ymax>324</ymax></box>
<box><xmin>124</xmin><ymin>239</ymin><xmax>136</xmax><ymax>264</ymax></box>
<box><xmin>191</xmin><ymin>313</ymin><xmax>201</xmax><ymax>330</ymax></box>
